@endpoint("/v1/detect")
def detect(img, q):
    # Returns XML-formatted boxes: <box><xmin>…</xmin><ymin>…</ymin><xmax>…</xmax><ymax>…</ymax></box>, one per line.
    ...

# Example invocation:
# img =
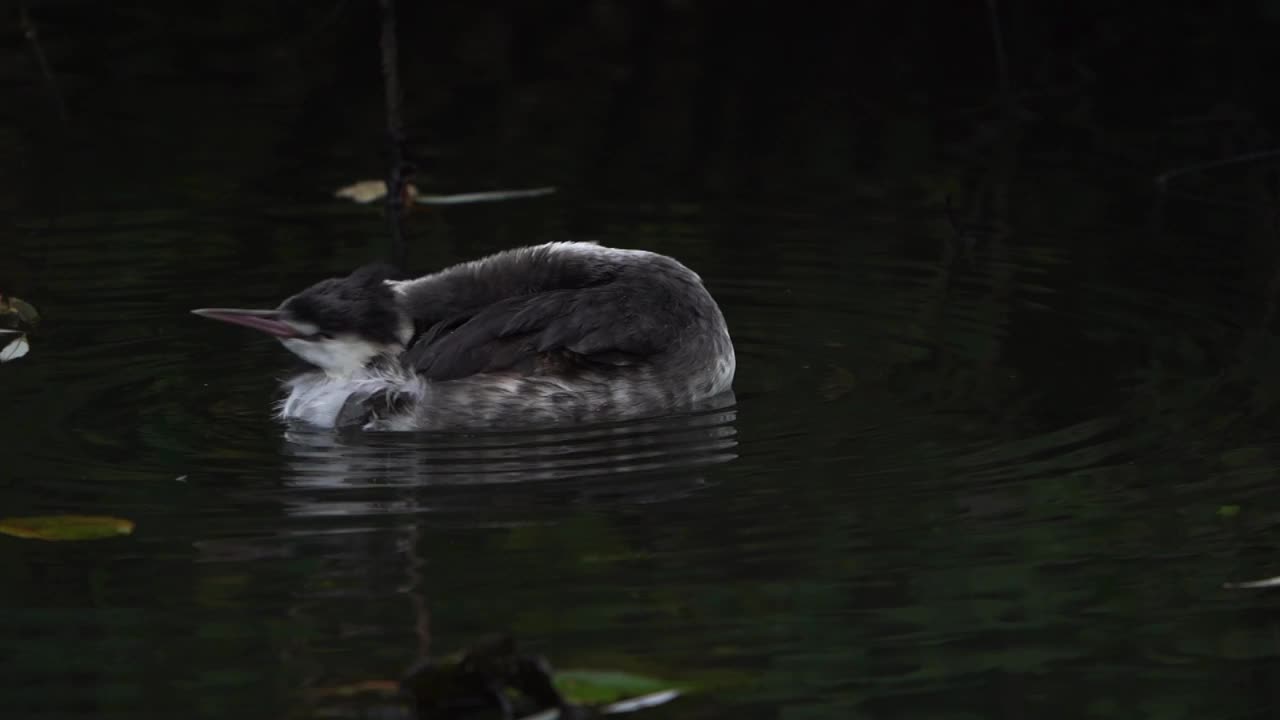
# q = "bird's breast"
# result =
<box><xmin>279</xmin><ymin>365</ymin><xmax>424</xmax><ymax>429</ymax></box>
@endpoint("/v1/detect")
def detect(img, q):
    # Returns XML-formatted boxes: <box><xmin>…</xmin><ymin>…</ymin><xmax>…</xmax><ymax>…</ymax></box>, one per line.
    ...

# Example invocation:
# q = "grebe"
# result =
<box><xmin>192</xmin><ymin>242</ymin><xmax>735</xmax><ymax>431</ymax></box>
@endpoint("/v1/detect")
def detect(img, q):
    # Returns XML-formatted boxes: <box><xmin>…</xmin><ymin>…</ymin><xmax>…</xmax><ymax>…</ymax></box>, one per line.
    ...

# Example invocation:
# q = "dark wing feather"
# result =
<box><xmin>405</xmin><ymin>286</ymin><xmax>678</xmax><ymax>381</ymax></box>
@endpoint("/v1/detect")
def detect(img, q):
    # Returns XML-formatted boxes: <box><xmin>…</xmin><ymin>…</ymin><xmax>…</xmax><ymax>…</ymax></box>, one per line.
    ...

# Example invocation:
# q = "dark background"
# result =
<box><xmin>6</xmin><ymin>2</ymin><xmax>1280</xmax><ymax>254</ymax></box>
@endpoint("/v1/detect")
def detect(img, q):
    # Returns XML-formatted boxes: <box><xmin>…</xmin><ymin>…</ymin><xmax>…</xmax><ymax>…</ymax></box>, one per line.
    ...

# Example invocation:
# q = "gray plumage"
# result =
<box><xmin>196</xmin><ymin>242</ymin><xmax>736</xmax><ymax>431</ymax></box>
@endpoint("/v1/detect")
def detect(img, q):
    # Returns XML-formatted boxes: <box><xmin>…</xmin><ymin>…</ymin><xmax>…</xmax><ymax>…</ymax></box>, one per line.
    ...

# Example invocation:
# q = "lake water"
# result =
<box><xmin>5</xmin><ymin>4</ymin><xmax>1280</xmax><ymax>719</ymax></box>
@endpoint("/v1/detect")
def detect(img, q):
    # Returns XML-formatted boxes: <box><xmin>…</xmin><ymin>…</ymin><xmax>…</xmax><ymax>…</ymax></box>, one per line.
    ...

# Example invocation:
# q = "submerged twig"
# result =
<box><xmin>19</xmin><ymin>4</ymin><xmax>68</xmax><ymax>281</ymax></box>
<box><xmin>984</xmin><ymin>0</ymin><xmax>1013</xmax><ymax>108</ymax></box>
<box><xmin>1224</xmin><ymin>575</ymin><xmax>1280</xmax><ymax>590</ymax></box>
<box><xmin>415</xmin><ymin>187</ymin><xmax>557</xmax><ymax>205</ymax></box>
<box><xmin>378</xmin><ymin>0</ymin><xmax>409</xmax><ymax>267</ymax></box>
<box><xmin>18</xmin><ymin>6</ymin><xmax>69</xmax><ymax>132</ymax></box>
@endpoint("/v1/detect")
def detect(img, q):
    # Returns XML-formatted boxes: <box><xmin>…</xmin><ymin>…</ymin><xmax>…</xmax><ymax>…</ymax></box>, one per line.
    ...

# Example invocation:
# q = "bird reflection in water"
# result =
<box><xmin>274</xmin><ymin>393</ymin><xmax>738</xmax><ymax>518</ymax></box>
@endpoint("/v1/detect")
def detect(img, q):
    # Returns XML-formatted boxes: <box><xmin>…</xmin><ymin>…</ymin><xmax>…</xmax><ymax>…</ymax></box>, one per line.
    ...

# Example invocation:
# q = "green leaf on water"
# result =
<box><xmin>311</xmin><ymin>669</ymin><xmax>683</xmax><ymax>719</ymax></box>
<box><xmin>553</xmin><ymin>669</ymin><xmax>680</xmax><ymax>706</ymax></box>
<box><xmin>1218</xmin><ymin>504</ymin><xmax>1242</xmax><ymax>518</ymax></box>
<box><xmin>0</xmin><ymin>515</ymin><xmax>135</xmax><ymax>541</ymax></box>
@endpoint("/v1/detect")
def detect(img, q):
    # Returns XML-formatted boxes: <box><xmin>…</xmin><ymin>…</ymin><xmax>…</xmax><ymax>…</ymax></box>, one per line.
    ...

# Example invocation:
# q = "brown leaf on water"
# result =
<box><xmin>0</xmin><ymin>515</ymin><xmax>135</xmax><ymax>541</ymax></box>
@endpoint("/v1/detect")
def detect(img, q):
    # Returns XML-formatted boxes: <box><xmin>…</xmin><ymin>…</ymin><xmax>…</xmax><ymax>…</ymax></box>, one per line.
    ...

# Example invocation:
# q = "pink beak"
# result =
<box><xmin>191</xmin><ymin>308</ymin><xmax>302</xmax><ymax>339</ymax></box>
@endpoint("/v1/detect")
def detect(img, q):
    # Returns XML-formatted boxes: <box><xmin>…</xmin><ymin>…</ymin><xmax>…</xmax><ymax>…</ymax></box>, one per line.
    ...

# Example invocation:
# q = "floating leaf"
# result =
<box><xmin>0</xmin><ymin>333</ymin><xmax>29</xmax><ymax>363</ymax></box>
<box><xmin>554</xmin><ymin>670</ymin><xmax>676</xmax><ymax>706</ymax></box>
<box><xmin>334</xmin><ymin>179</ymin><xmax>413</xmax><ymax>204</ymax></box>
<box><xmin>317</xmin><ymin>666</ymin><xmax>682</xmax><ymax>720</ymax></box>
<box><xmin>0</xmin><ymin>515</ymin><xmax>135</xmax><ymax>541</ymax></box>
<box><xmin>7</xmin><ymin>297</ymin><xmax>40</xmax><ymax>325</ymax></box>
<box><xmin>1218</xmin><ymin>504</ymin><xmax>1242</xmax><ymax>518</ymax></box>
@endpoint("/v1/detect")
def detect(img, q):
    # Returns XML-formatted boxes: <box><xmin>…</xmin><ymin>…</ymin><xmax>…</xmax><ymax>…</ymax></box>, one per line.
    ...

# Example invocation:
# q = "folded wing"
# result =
<box><xmin>405</xmin><ymin>285</ymin><xmax>681</xmax><ymax>381</ymax></box>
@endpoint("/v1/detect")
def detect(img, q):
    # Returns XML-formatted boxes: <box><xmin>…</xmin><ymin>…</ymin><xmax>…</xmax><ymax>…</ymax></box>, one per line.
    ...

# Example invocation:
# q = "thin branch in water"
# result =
<box><xmin>19</xmin><ymin>6</ymin><xmax>69</xmax><ymax>131</ymax></box>
<box><xmin>19</xmin><ymin>4</ymin><xmax>69</xmax><ymax>285</ymax></box>
<box><xmin>1224</xmin><ymin>575</ymin><xmax>1280</xmax><ymax>590</ymax></box>
<box><xmin>985</xmin><ymin>0</ymin><xmax>1013</xmax><ymax>111</ymax></box>
<box><xmin>944</xmin><ymin>194</ymin><xmax>964</xmax><ymax>238</ymax></box>
<box><xmin>415</xmin><ymin>187</ymin><xmax>557</xmax><ymax>205</ymax></box>
<box><xmin>378</xmin><ymin>0</ymin><xmax>409</xmax><ymax>267</ymax></box>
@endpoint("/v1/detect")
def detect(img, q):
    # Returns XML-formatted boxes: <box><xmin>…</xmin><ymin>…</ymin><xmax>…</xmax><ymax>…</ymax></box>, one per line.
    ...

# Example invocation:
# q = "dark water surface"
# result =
<box><xmin>7</xmin><ymin>4</ymin><xmax>1280</xmax><ymax>719</ymax></box>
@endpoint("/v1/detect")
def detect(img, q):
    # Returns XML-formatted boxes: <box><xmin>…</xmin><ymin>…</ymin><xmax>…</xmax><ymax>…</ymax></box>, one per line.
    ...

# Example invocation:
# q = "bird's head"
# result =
<box><xmin>193</xmin><ymin>264</ymin><xmax>411</xmax><ymax>375</ymax></box>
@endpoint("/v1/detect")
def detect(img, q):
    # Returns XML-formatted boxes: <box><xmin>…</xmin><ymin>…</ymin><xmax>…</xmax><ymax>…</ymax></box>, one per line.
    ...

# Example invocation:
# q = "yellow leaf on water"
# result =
<box><xmin>334</xmin><ymin>180</ymin><xmax>388</xmax><ymax>203</ymax></box>
<box><xmin>333</xmin><ymin>180</ymin><xmax>420</xmax><ymax>204</ymax></box>
<box><xmin>0</xmin><ymin>515</ymin><xmax>135</xmax><ymax>541</ymax></box>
